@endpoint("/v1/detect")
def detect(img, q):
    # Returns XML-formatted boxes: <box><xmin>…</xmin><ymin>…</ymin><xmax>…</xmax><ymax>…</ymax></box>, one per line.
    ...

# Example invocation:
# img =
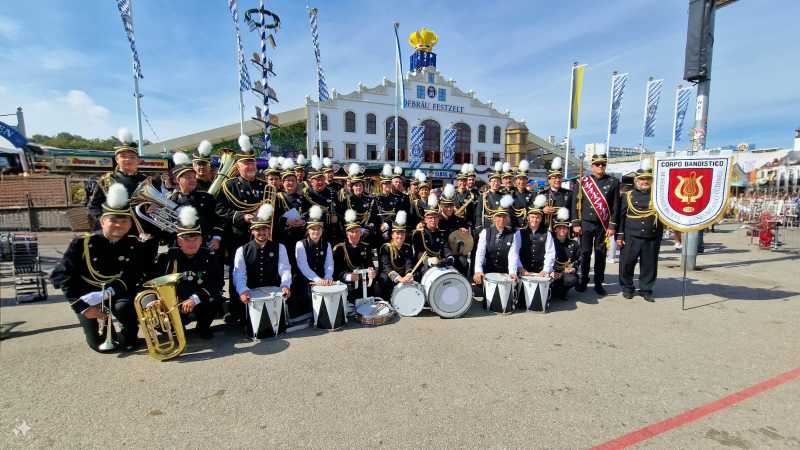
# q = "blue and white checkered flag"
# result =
<box><xmin>394</xmin><ymin>23</ymin><xmax>406</xmax><ymax>110</ymax></box>
<box><xmin>228</xmin><ymin>0</ymin><xmax>251</xmax><ymax>92</ymax></box>
<box><xmin>308</xmin><ymin>8</ymin><xmax>330</xmax><ymax>102</ymax></box>
<box><xmin>673</xmin><ymin>86</ymin><xmax>693</xmax><ymax>143</ymax></box>
<box><xmin>115</xmin><ymin>0</ymin><xmax>143</xmax><ymax>79</ymax></box>
<box><xmin>409</xmin><ymin>125</ymin><xmax>425</xmax><ymax>169</ymax></box>
<box><xmin>442</xmin><ymin>128</ymin><xmax>456</xmax><ymax>170</ymax></box>
<box><xmin>643</xmin><ymin>79</ymin><xmax>663</xmax><ymax>138</ymax></box>
<box><xmin>608</xmin><ymin>73</ymin><xmax>628</xmax><ymax>135</ymax></box>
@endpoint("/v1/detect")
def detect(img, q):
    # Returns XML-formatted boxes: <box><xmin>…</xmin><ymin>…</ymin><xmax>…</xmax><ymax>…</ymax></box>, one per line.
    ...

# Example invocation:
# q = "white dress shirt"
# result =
<box><xmin>295</xmin><ymin>240</ymin><xmax>334</xmax><ymax>282</ymax></box>
<box><xmin>474</xmin><ymin>227</ymin><xmax>521</xmax><ymax>275</ymax></box>
<box><xmin>232</xmin><ymin>242</ymin><xmax>292</xmax><ymax>295</ymax></box>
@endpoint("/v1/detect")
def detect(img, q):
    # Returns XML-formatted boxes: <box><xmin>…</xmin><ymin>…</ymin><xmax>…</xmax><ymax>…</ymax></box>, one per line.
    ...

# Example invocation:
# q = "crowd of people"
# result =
<box><xmin>50</xmin><ymin>128</ymin><xmax>663</xmax><ymax>356</ymax></box>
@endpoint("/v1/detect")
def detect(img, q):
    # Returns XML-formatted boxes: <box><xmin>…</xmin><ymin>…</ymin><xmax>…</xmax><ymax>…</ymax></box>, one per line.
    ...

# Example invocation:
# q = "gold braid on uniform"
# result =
<box><xmin>412</xmin><ymin>229</ymin><xmax>439</xmax><ymax>257</ymax></box>
<box><xmin>625</xmin><ymin>191</ymin><xmax>656</xmax><ymax>220</ymax></box>
<box><xmin>555</xmin><ymin>258</ymin><xmax>573</xmax><ymax>272</ymax></box>
<box><xmin>79</xmin><ymin>235</ymin><xmax>125</xmax><ymax>289</ymax></box>
<box><xmin>333</xmin><ymin>243</ymin><xmax>356</xmax><ymax>271</ymax></box>
<box><xmin>302</xmin><ymin>187</ymin><xmax>329</xmax><ymax>214</ymax></box>
<box><xmin>221</xmin><ymin>177</ymin><xmax>269</xmax><ymax>213</ymax></box>
<box><xmin>481</xmin><ymin>192</ymin><xmax>501</xmax><ymax>222</ymax></box>
<box><xmin>346</xmin><ymin>195</ymin><xmax>370</xmax><ymax>225</ymax></box>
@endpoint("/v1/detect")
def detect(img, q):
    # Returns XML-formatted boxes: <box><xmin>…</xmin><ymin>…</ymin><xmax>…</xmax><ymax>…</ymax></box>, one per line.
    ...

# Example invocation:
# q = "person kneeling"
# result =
<box><xmin>232</xmin><ymin>204</ymin><xmax>292</xmax><ymax>328</ymax></box>
<box><xmin>551</xmin><ymin>208</ymin><xmax>581</xmax><ymax>301</ymax></box>
<box><xmin>517</xmin><ymin>198</ymin><xmax>555</xmax><ymax>277</ymax></box>
<box><xmin>377</xmin><ymin>211</ymin><xmax>416</xmax><ymax>299</ymax></box>
<box><xmin>333</xmin><ymin>209</ymin><xmax>376</xmax><ymax>307</ymax></box>
<box><xmin>149</xmin><ymin>206</ymin><xmax>223</xmax><ymax>339</ymax></box>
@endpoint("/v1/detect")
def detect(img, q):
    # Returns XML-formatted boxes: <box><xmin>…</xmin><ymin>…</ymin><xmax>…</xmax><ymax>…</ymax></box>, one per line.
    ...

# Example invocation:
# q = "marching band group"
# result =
<box><xmin>51</xmin><ymin>128</ymin><xmax>662</xmax><ymax>357</ymax></box>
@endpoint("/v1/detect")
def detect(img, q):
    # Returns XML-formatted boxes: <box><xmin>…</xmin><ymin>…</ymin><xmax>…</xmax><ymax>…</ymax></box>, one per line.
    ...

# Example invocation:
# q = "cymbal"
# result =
<box><xmin>448</xmin><ymin>229</ymin><xmax>474</xmax><ymax>256</ymax></box>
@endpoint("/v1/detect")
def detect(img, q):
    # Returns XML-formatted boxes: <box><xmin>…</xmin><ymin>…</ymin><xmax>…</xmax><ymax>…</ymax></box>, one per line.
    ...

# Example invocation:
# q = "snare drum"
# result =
<box><xmin>390</xmin><ymin>282</ymin><xmax>426</xmax><ymax>317</ymax></box>
<box><xmin>483</xmin><ymin>273</ymin><xmax>516</xmax><ymax>314</ymax></box>
<box><xmin>356</xmin><ymin>300</ymin><xmax>397</xmax><ymax>326</ymax></box>
<box><xmin>248</xmin><ymin>287</ymin><xmax>288</xmax><ymax>339</ymax></box>
<box><xmin>519</xmin><ymin>275</ymin><xmax>551</xmax><ymax>313</ymax></box>
<box><xmin>421</xmin><ymin>267</ymin><xmax>473</xmax><ymax>318</ymax></box>
<box><xmin>311</xmin><ymin>284</ymin><xmax>348</xmax><ymax>330</ymax></box>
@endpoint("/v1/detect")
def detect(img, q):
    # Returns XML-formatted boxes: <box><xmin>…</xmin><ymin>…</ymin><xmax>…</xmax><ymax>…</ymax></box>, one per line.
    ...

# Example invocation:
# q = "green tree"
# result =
<box><xmin>30</xmin><ymin>133</ymin><xmax>151</xmax><ymax>150</ymax></box>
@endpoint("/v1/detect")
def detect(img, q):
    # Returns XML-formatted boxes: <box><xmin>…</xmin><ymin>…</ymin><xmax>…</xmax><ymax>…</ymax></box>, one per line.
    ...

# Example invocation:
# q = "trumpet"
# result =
<box><xmin>97</xmin><ymin>282</ymin><xmax>116</xmax><ymax>352</ymax></box>
<box><xmin>130</xmin><ymin>180</ymin><xmax>180</xmax><ymax>233</ymax></box>
<box><xmin>208</xmin><ymin>148</ymin><xmax>238</xmax><ymax>198</ymax></box>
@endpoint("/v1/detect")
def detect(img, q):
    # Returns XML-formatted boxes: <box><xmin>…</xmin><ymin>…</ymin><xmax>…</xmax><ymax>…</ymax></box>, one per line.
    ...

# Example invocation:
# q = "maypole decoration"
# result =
<box><xmin>308</xmin><ymin>7</ymin><xmax>330</xmax><ymax>160</ymax></box>
<box><xmin>227</xmin><ymin>0</ymin><xmax>252</xmax><ymax>135</ymax></box>
<box><xmin>245</xmin><ymin>1</ymin><xmax>280</xmax><ymax>156</ymax></box>
<box><xmin>114</xmin><ymin>0</ymin><xmax>145</xmax><ymax>156</ymax></box>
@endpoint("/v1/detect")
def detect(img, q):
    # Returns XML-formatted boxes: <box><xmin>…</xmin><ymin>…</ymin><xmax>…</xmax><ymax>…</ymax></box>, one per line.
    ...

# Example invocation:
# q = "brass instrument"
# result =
<box><xmin>130</xmin><ymin>180</ymin><xmax>180</xmax><ymax>233</ymax></box>
<box><xmin>134</xmin><ymin>273</ymin><xmax>188</xmax><ymax>361</ymax></box>
<box><xmin>544</xmin><ymin>192</ymin><xmax>555</xmax><ymax>229</ymax></box>
<box><xmin>97</xmin><ymin>283</ymin><xmax>116</xmax><ymax>352</ymax></box>
<box><xmin>454</xmin><ymin>192</ymin><xmax>474</xmax><ymax>218</ymax></box>
<box><xmin>208</xmin><ymin>148</ymin><xmax>238</xmax><ymax>197</ymax></box>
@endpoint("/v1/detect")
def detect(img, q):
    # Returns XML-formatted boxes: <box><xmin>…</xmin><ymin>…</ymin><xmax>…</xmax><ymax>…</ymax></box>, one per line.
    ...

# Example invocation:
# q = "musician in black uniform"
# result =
<box><xmin>616</xmin><ymin>161</ymin><xmax>663</xmax><ymax>302</ymax></box>
<box><xmin>149</xmin><ymin>206</ymin><xmax>223</xmax><ymax>339</ymax></box>
<box><xmin>376</xmin><ymin>164</ymin><xmax>404</xmax><ymax>242</ymax></box>
<box><xmin>51</xmin><ymin>183</ymin><xmax>154</xmax><ymax>352</ymax></box>
<box><xmin>323</xmin><ymin>158</ymin><xmax>341</xmax><ymax>193</ymax></box>
<box><xmin>474</xmin><ymin>162</ymin><xmax>506</xmax><ymax>231</ymax></box>
<box><xmin>193</xmin><ymin>140</ymin><xmax>214</xmax><ymax>193</ymax></box>
<box><xmin>408</xmin><ymin>171</ymin><xmax>431</xmax><ymax>231</ymax></box>
<box><xmin>411</xmin><ymin>194</ymin><xmax>451</xmax><ymax>276</ymax></box>
<box><xmin>264</xmin><ymin>156</ymin><xmax>282</xmax><ymax>192</ymax></box>
<box><xmin>511</xmin><ymin>160</ymin><xmax>533</xmax><ymax>229</ymax></box>
<box><xmin>295</xmin><ymin>206</ymin><xmax>335</xmax><ymax>317</ymax></box>
<box><xmin>500</xmin><ymin>162</ymin><xmax>514</xmax><ymax>194</ymax></box>
<box><xmin>215</xmin><ymin>136</ymin><xmax>269</xmax><ymax>325</ymax></box>
<box><xmin>232</xmin><ymin>204</ymin><xmax>293</xmax><ymax>324</ymax></box>
<box><xmin>274</xmin><ymin>163</ymin><xmax>306</xmax><ymax>265</ymax></box>
<box><xmin>517</xmin><ymin>205</ymin><xmax>555</xmax><ymax>276</ymax></box>
<box><xmin>551</xmin><ymin>208</ymin><xmax>581</xmax><ymax>301</ymax></box>
<box><xmin>87</xmin><ymin>128</ymin><xmax>161</xmax><ymax>222</ymax></box>
<box><xmin>473</xmin><ymin>194</ymin><xmax>520</xmax><ymax>296</ymax></box>
<box><xmin>454</xmin><ymin>166</ymin><xmax>476</xmax><ymax>229</ymax></box>
<box><xmin>538</xmin><ymin>157</ymin><xmax>575</xmax><ymax>230</ymax></box>
<box><xmin>302</xmin><ymin>163</ymin><xmax>340</xmax><ymax>241</ymax></box>
<box><xmin>376</xmin><ymin>210</ymin><xmax>416</xmax><ymax>300</ymax></box>
<box><xmin>294</xmin><ymin>154</ymin><xmax>308</xmax><ymax>191</ymax></box>
<box><xmin>168</xmin><ymin>152</ymin><xmax>223</xmax><ymax>251</ymax></box>
<box><xmin>571</xmin><ymin>148</ymin><xmax>620</xmax><ymax>296</ymax></box>
<box><xmin>438</xmin><ymin>184</ymin><xmax>470</xmax><ymax>278</ymax></box>
<box><xmin>339</xmin><ymin>163</ymin><xmax>381</xmax><ymax>247</ymax></box>
<box><xmin>333</xmin><ymin>210</ymin><xmax>376</xmax><ymax>304</ymax></box>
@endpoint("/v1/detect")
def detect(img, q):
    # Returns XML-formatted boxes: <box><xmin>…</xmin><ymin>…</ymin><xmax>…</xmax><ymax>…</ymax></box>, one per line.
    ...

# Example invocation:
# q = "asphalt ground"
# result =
<box><xmin>1</xmin><ymin>223</ymin><xmax>798</xmax><ymax>449</ymax></box>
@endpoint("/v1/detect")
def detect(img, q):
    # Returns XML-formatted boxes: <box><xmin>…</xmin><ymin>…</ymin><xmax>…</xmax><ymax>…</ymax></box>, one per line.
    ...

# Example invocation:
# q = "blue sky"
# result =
<box><xmin>1</xmin><ymin>0</ymin><xmax>798</xmax><ymax>152</ymax></box>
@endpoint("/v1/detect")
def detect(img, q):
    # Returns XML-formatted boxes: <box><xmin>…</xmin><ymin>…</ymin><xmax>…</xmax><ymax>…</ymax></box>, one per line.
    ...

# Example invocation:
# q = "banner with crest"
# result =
<box><xmin>653</xmin><ymin>156</ymin><xmax>732</xmax><ymax>232</ymax></box>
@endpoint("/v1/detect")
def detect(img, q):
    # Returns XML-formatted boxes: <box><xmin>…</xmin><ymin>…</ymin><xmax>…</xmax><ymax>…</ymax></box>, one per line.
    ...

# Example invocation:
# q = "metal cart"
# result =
<box><xmin>10</xmin><ymin>233</ymin><xmax>48</xmax><ymax>303</ymax></box>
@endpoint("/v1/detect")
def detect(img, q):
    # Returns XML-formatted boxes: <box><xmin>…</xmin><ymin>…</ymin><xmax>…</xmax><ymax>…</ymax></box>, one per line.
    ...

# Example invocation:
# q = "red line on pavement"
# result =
<box><xmin>591</xmin><ymin>367</ymin><xmax>800</xmax><ymax>450</ymax></box>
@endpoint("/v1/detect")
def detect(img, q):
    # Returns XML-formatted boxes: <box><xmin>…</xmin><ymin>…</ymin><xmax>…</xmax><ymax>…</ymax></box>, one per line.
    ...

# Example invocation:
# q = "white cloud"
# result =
<box><xmin>36</xmin><ymin>48</ymin><xmax>90</xmax><ymax>71</ymax></box>
<box><xmin>0</xmin><ymin>88</ymin><xmax>114</xmax><ymax>138</ymax></box>
<box><xmin>0</xmin><ymin>15</ymin><xmax>21</xmax><ymax>40</ymax></box>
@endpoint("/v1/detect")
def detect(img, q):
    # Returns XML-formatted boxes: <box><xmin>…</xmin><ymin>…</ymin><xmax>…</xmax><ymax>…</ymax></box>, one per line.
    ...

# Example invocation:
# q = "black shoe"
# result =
<box><xmin>122</xmin><ymin>338</ymin><xmax>143</xmax><ymax>353</ymax></box>
<box><xmin>196</xmin><ymin>328</ymin><xmax>214</xmax><ymax>340</ymax></box>
<box><xmin>224</xmin><ymin>314</ymin><xmax>242</xmax><ymax>326</ymax></box>
<box><xmin>575</xmin><ymin>284</ymin><xmax>587</xmax><ymax>293</ymax></box>
<box><xmin>622</xmin><ymin>291</ymin><xmax>634</xmax><ymax>299</ymax></box>
<box><xmin>594</xmin><ymin>285</ymin><xmax>607</xmax><ymax>296</ymax></box>
<box><xmin>640</xmin><ymin>292</ymin><xmax>655</xmax><ymax>302</ymax></box>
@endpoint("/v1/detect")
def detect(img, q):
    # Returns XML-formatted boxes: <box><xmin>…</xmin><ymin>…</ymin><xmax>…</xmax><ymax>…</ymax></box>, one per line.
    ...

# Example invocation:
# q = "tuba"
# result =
<box><xmin>134</xmin><ymin>273</ymin><xmax>188</xmax><ymax>361</ymax></box>
<box><xmin>207</xmin><ymin>148</ymin><xmax>238</xmax><ymax>197</ymax></box>
<box><xmin>130</xmin><ymin>180</ymin><xmax>180</xmax><ymax>233</ymax></box>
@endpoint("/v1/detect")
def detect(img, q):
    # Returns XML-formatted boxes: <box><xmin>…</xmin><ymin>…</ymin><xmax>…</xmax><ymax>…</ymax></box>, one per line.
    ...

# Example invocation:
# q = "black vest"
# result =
<box><xmin>484</xmin><ymin>226</ymin><xmax>515</xmax><ymax>273</ymax></box>
<box><xmin>520</xmin><ymin>227</ymin><xmax>549</xmax><ymax>272</ymax></box>
<box><xmin>242</xmin><ymin>240</ymin><xmax>281</xmax><ymax>288</ymax></box>
<box><xmin>301</xmin><ymin>238</ymin><xmax>329</xmax><ymax>280</ymax></box>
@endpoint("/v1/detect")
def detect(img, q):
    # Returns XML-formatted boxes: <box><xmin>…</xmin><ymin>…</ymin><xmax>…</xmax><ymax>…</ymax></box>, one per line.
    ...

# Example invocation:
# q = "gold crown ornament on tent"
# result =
<box><xmin>408</xmin><ymin>28</ymin><xmax>438</xmax><ymax>52</ymax></box>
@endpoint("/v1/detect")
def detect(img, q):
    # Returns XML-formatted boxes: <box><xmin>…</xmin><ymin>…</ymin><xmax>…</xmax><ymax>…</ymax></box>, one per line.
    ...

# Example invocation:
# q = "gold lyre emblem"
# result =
<box><xmin>674</xmin><ymin>171</ymin><xmax>704</xmax><ymax>213</ymax></box>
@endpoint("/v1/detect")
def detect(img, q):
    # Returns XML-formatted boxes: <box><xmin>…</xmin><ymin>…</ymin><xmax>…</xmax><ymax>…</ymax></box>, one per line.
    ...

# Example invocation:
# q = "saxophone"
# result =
<box><xmin>134</xmin><ymin>273</ymin><xmax>188</xmax><ymax>361</ymax></box>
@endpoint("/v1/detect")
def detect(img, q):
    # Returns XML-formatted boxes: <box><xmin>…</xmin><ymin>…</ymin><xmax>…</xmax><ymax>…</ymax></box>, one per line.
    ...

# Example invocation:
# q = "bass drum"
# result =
<box><xmin>421</xmin><ymin>267</ymin><xmax>473</xmax><ymax>319</ymax></box>
<box><xmin>390</xmin><ymin>282</ymin><xmax>426</xmax><ymax>317</ymax></box>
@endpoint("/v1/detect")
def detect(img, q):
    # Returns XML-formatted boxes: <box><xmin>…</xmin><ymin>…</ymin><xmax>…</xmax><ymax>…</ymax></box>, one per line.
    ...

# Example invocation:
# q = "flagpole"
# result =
<box><xmin>606</xmin><ymin>71</ymin><xmax>617</xmax><ymax>157</ymax></box>
<box><xmin>563</xmin><ymin>62</ymin><xmax>577</xmax><ymax>181</ymax></box>
<box><xmin>640</xmin><ymin>77</ymin><xmax>652</xmax><ymax>162</ymax></box>
<box><xmin>394</xmin><ymin>22</ymin><xmax>401</xmax><ymax>166</ymax></box>
<box><xmin>670</xmin><ymin>84</ymin><xmax>682</xmax><ymax>157</ymax></box>
<box><xmin>129</xmin><ymin>0</ymin><xmax>144</xmax><ymax>157</ymax></box>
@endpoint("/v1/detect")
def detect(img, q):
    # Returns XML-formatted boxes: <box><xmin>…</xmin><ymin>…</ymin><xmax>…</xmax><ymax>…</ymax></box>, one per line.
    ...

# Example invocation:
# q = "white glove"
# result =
<box><xmin>428</xmin><ymin>257</ymin><xmax>440</xmax><ymax>266</ymax></box>
<box><xmin>79</xmin><ymin>291</ymin><xmax>104</xmax><ymax>306</ymax></box>
<box><xmin>189</xmin><ymin>294</ymin><xmax>201</xmax><ymax>306</ymax></box>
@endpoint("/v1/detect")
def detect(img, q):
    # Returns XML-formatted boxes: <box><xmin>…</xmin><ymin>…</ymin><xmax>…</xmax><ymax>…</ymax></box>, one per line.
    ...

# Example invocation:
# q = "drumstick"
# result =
<box><xmin>406</xmin><ymin>254</ymin><xmax>428</xmax><ymax>277</ymax></box>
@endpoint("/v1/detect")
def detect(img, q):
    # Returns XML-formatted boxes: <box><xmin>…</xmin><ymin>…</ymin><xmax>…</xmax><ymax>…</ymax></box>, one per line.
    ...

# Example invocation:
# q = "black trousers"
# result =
<box><xmin>579</xmin><ymin>220</ymin><xmax>608</xmax><ymax>286</ymax></box>
<box><xmin>619</xmin><ymin>236</ymin><xmax>661</xmax><ymax>295</ymax></box>
<box><xmin>551</xmin><ymin>272</ymin><xmax>578</xmax><ymax>299</ymax></box>
<box><xmin>181</xmin><ymin>300</ymin><xmax>215</xmax><ymax>333</ymax></box>
<box><xmin>75</xmin><ymin>298</ymin><xmax>138</xmax><ymax>352</ymax></box>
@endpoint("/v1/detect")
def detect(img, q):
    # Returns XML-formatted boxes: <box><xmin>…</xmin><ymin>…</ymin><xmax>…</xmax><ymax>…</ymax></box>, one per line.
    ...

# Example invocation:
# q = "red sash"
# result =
<box><xmin>580</xmin><ymin>175</ymin><xmax>611</xmax><ymax>230</ymax></box>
